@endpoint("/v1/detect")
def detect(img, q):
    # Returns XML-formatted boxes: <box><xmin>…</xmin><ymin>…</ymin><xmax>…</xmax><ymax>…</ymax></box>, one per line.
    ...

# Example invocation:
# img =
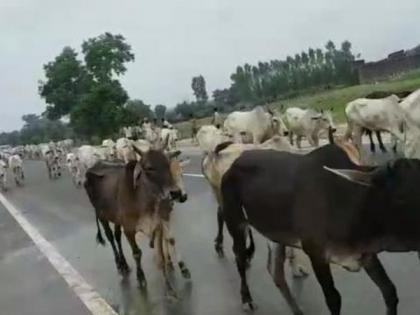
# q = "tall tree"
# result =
<box><xmin>191</xmin><ymin>75</ymin><xmax>208</xmax><ymax>104</ymax></box>
<box><xmin>39</xmin><ymin>47</ymin><xmax>89</xmax><ymax>120</ymax></box>
<box><xmin>154</xmin><ymin>104</ymin><xmax>167</xmax><ymax>120</ymax></box>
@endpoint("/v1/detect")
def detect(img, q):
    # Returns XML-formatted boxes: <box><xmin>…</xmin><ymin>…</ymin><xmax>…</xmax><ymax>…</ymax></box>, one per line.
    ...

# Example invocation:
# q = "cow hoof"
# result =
<box><xmin>119</xmin><ymin>264</ymin><xmax>131</xmax><ymax>276</ymax></box>
<box><xmin>166</xmin><ymin>290</ymin><xmax>178</xmax><ymax>302</ymax></box>
<box><xmin>181</xmin><ymin>268</ymin><xmax>191</xmax><ymax>280</ymax></box>
<box><xmin>138</xmin><ymin>279</ymin><xmax>147</xmax><ymax>289</ymax></box>
<box><xmin>292</xmin><ymin>266</ymin><xmax>309</xmax><ymax>278</ymax></box>
<box><xmin>215</xmin><ymin>243</ymin><xmax>225</xmax><ymax>257</ymax></box>
<box><xmin>242</xmin><ymin>301</ymin><xmax>257</xmax><ymax>311</ymax></box>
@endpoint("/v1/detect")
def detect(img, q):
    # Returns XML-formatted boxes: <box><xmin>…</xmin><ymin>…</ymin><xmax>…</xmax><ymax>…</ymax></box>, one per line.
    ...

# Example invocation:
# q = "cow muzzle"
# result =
<box><xmin>170</xmin><ymin>190</ymin><xmax>188</xmax><ymax>203</ymax></box>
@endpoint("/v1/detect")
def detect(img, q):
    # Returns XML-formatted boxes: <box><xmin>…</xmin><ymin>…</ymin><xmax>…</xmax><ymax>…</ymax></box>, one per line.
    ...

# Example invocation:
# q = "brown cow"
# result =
<box><xmin>84</xmin><ymin>144</ymin><xmax>190</xmax><ymax>296</ymax></box>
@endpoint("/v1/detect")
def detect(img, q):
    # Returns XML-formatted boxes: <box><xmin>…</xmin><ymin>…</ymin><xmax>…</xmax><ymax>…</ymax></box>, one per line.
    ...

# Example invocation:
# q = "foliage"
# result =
<box><xmin>39</xmin><ymin>33</ymin><xmax>135</xmax><ymax>139</ymax></box>
<box><xmin>154</xmin><ymin>104</ymin><xmax>167</xmax><ymax>120</ymax></box>
<box><xmin>228</xmin><ymin>40</ymin><xmax>359</xmax><ymax>106</ymax></box>
<box><xmin>191</xmin><ymin>75</ymin><xmax>208</xmax><ymax>104</ymax></box>
<box><xmin>123</xmin><ymin>99</ymin><xmax>153</xmax><ymax>125</ymax></box>
<box><xmin>0</xmin><ymin>114</ymin><xmax>74</xmax><ymax>145</ymax></box>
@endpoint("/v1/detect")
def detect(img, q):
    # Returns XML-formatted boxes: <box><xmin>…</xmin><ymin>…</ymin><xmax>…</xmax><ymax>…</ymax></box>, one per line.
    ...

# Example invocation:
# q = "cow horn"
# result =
<box><xmin>323</xmin><ymin>166</ymin><xmax>372</xmax><ymax>186</ymax></box>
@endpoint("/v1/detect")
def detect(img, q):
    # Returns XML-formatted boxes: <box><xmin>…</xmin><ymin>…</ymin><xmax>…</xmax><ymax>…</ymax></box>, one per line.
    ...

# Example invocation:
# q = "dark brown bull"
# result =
<box><xmin>84</xmin><ymin>145</ymin><xmax>190</xmax><ymax>296</ymax></box>
<box><xmin>221</xmin><ymin>143</ymin><xmax>420</xmax><ymax>315</ymax></box>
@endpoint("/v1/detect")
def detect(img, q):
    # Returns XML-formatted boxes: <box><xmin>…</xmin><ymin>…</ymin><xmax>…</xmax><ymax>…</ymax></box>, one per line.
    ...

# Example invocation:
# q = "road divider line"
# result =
<box><xmin>183</xmin><ymin>173</ymin><xmax>205</xmax><ymax>178</ymax></box>
<box><xmin>0</xmin><ymin>193</ymin><xmax>117</xmax><ymax>315</ymax></box>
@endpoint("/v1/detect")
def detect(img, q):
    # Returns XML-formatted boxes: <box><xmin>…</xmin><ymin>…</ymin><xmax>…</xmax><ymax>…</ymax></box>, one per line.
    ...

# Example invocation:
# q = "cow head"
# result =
<box><xmin>132</xmin><ymin>145</ymin><xmax>188</xmax><ymax>203</ymax></box>
<box><xmin>268</xmin><ymin>109</ymin><xmax>289</xmax><ymax>136</ymax></box>
<box><xmin>311</xmin><ymin>109</ymin><xmax>336</xmax><ymax>133</ymax></box>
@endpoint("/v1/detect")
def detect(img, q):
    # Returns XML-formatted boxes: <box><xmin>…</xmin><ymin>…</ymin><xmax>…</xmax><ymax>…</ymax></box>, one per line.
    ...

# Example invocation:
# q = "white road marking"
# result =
<box><xmin>183</xmin><ymin>173</ymin><xmax>205</xmax><ymax>178</ymax></box>
<box><xmin>0</xmin><ymin>193</ymin><xmax>117</xmax><ymax>315</ymax></box>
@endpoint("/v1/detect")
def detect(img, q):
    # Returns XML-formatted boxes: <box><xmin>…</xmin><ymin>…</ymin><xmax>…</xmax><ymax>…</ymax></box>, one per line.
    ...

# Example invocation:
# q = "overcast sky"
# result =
<box><xmin>0</xmin><ymin>0</ymin><xmax>419</xmax><ymax>131</ymax></box>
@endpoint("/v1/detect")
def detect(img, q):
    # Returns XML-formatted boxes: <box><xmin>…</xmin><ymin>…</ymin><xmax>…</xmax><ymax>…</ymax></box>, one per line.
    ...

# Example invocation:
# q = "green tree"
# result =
<box><xmin>39</xmin><ymin>47</ymin><xmax>89</xmax><ymax>120</ymax></box>
<box><xmin>39</xmin><ymin>33</ymin><xmax>135</xmax><ymax>139</ymax></box>
<box><xmin>191</xmin><ymin>75</ymin><xmax>208</xmax><ymax>104</ymax></box>
<box><xmin>154</xmin><ymin>104</ymin><xmax>167</xmax><ymax>120</ymax></box>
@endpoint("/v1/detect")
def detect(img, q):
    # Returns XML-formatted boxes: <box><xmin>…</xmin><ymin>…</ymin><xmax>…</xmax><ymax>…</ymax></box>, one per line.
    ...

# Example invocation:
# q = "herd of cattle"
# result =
<box><xmin>3</xmin><ymin>88</ymin><xmax>420</xmax><ymax>314</ymax></box>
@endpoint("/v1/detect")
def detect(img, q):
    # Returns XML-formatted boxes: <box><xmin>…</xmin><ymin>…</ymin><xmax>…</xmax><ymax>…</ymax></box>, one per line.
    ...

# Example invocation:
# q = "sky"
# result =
<box><xmin>0</xmin><ymin>0</ymin><xmax>419</xmax><ymax>132</ymax></box>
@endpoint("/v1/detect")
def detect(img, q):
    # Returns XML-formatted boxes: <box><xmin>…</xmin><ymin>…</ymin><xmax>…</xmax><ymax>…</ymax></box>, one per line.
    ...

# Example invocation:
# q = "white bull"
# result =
<box><xmin>344</xmin><ymin>95</ymin><xmax>404</xmax><ymax>152</ymax></box>
<box><xmin>286</xmin><ymin>107</ymin><xmax>335</xmax><ymax>148</ymax></box>
<box><xmin>223</xmin><ymin>106</ymin><xmax>288</xmax><ymax>144</ymax></box>
<box><xmin>8</xmin><ymin>154</ymin><xmax>24</xmax><ymax>186</ymax></box>
<box><xmin>197</xmin><ymin>125</ymin><xmax>231</xmax><ymax>153</ymax></box>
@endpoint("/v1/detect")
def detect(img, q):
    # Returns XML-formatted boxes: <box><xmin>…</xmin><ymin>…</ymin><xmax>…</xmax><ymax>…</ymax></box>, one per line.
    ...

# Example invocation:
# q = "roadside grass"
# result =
<box><xmin>176</xmin><ymin>71</ymin><xmax>420</xmax><ymax>138</ymax></box>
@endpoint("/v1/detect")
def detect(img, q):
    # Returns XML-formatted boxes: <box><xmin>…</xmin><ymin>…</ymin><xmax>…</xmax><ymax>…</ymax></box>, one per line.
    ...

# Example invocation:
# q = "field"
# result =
<box><xmin>176</xmin><ymin>71</ymin><xmax>420</xmax><ymax>139</ymax></box>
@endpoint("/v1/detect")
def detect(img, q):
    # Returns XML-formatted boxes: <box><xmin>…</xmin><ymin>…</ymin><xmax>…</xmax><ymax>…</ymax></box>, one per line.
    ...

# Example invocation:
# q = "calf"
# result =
<box><xmin>8</xmin><ymin>154</ymin><xmax>24</xmax><ymax>186</ymax></box>
<box><xmin>84</xmin><ymin>144</ymin><xmax>190</xmax><ymax>296</ymax></box>
<box><xmin>66</xmin><ymin>152</ymin><xmax>83</xmax><ymax>187</ymax></box>
<box><xmin>221</xmin><ymin>143</ymin><xmax>420</xmax><ymax>314</ymax></box>
<box><xmin>286</xmin><ymin>107</ymin><xmax>336</xmax><ymax>148</ymax></box>
<box><xmin>44</xmin><ymin>150</ymin><xmax>62</xmax><ymax>179</ymax></box>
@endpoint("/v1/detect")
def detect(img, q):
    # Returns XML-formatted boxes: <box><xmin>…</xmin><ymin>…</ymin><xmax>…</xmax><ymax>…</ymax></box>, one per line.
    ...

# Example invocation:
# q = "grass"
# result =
<box><xmin>176</xmin><ymin>71</ymin><xmax>420</xmax><ymax>138</ymax></box>
<box><xmin>270</xmin><ymin>73</ymin><xmax>420</xmax><ymax>122</ymax></box>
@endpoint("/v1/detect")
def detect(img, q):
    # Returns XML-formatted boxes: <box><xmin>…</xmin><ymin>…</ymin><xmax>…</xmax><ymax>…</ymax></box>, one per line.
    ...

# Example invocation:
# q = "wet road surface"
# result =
<box><xmin>1</xmin><ymin>146</ymin><xmax>420</xmax><ymax>315</ymax></box>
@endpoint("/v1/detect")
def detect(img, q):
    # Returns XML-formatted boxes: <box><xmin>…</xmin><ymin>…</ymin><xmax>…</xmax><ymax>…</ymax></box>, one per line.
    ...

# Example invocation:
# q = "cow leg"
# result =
<box><xmin>289</xmin><ymin>131</ymin><xmax>294</xmax><ymax>146</ymax></box>
<box><xmin>166</xmin><ymin>236</ymin><xmax>191</xmax><ymax>279</ymax></box>
<box><xmin>124</xmin><ymin>230</ymin><xmax>147</xmax><ymax>288</ymax></box>
<box><xmin>363</xmin><ymin>254</ymin><xmax>398</xmax><ymax>315</ymax></box>
<box><xmin>100</xmin><ymin>220</ymin><xmax>121</xmax><ymax>274</ymax></box>
<box><xmin>114</xmin><ymin>224</ymin><xmax>130</xmax><ymax>275</ymax></box>
<box><xmin>376</xmin><ymin>131</ymin><xmax>387</xmax><ymax>153</ymax></box>
<box><xmin>353</xmin><ymin>126</ymin><xmax>363</xmax><ymax>152</ymax></box>
<box><xmin>305</xmin><ymin>245</ymin><xmax>341</xmax><ymax>315</ymax></box>
<box><xmin>366</xmin><ymin>130</ymin><xmax>376</xmax><ymax>153</ymax></box>
<box><xmin>296</xmin><ymin>136</ymin><xmax>302</xmax><ymax>149</ymax></box>
<box><xmin>215</xmin><ymin>206</ymin><xmax>225</xmax><ymax>257</ymax></box>
<box><xmin>267</xmin><ymin>244</ymin><xmax>303</xmax><ymax>315</ymax></box>
<box><xmin>228</xmin><ymin>224</ymin><xmax>254</xmax><ymax>310</ymax></box>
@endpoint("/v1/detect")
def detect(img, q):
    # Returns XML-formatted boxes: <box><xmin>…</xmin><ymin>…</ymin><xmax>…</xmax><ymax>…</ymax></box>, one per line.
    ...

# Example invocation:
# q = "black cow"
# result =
<box><xmin>221</xmin><ymin>143</ymin><xmax>420</xmax><ymax>315</ymax></box>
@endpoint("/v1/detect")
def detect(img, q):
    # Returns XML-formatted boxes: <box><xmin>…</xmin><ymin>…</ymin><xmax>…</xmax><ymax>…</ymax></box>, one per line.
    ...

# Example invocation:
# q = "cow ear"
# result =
<box><xmin>323</xmin><ymin>166</ymin><xmax>372</xmax><ymax>186</ymax></box>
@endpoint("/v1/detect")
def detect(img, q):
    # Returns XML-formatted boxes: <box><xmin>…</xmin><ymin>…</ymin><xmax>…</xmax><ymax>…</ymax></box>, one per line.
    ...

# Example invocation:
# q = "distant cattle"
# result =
<box><xmin>223</xmin><ymin>106</ymin><xmax>288</xmax><ymax>144</ymax></box>
<box><xmin>285</xmin><ymin>107</ymin><xmax>336</xmax><ymax>148</ymax></box>
<box><xmin>160</xmin><ymin>128</ymin><xmax>178</xmax><ymax>151</ymax></box>
<box><xmin>44</xmin><ymin>149</ymin><xmax>62</xmax><ymax>180</ymax></box>
<box><xmin>84</xmin><ymin>143</ymin><xmax>190</xmax><ymax>296</ymax></box>
<box><xmin>8</xmin><ymin>155</ymin><xmax>24</xmax><ymax>186</ymax></box>
<box><xmin>221</xmin><ymin>144</ymin><xmax>419</xmax><ymax>314</ymax></box>
<box><xmin>345</xmin><ymin>95</ymin><xmax>404</xmax><ymax>153</ymax></box>
<box><xmin>66</xmin><ymin>152</ymin><xmax>83</xmax><ymax>187</ymax></box>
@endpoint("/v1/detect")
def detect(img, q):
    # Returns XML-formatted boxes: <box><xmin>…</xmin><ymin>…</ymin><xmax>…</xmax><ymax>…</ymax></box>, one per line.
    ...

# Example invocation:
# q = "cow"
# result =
<box><xmin>8</xmin><ymin>155</ymin><xmax>24</xmax><ymax>187</ymax></box>
<box><xmin>200</xmin><ymin>135</ymin><xmax>309</xmax><ymax>277</ymax></box>
<box><xmin>44</xmin><ymin>149</ymin><xmax>62</xmax><ymax>180</ymax></box>
<box><xmin>196</xmin><ymin>125</ymin><xmax>231</xmax><ymax>153</ymax></box>
<box><xmin>285</xmin><ymin>107</ymin><xmax>336</xmax><ymax>148</ymax></box>
<box><xmin>84</xmin><ymin>144</ymin><xmax>190</xmax><ymax>296</ymax></box>
<box><xmin>0</xmin><ymin>160</ymin><xmax>8</xmax><ymax>191</ymax></box>
<box><xmin>160</xmin><ymin>128</ymin><xmax>178</xmax><ymax>151</ymax></box>
<box><xmin>66</xmin><ymin>152</ymin><xmax>83</xmax><ymax>187</ymax></box>
<box><xmin>344</xmin><ymin>95</ymin><xmax>404</xmax><ymax>153</ymax></box>
<box><xmin>221</xmin><ymin>143</ymin><xmax>420</xmax><ymax>314</ymax></box>
<box><xmin>223</xmin><ymin>106</ymin><xmax>288</xmax><ymax>144</ymax></box>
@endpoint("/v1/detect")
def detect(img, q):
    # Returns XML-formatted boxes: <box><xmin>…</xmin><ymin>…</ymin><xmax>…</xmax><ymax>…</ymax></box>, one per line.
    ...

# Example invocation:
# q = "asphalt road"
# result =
<box><xmin>1</xmin><ymin>145</ymin><xmax>420</xmax><ymax>315</ymax></box>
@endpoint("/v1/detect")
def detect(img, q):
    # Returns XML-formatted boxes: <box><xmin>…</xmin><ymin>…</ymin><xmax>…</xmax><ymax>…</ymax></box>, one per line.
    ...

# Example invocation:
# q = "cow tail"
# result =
<box><xmin>246</xmin><ymin>227</ymin><xmax>255</xmax><ymax>262</ymax></box>
<box><xmin>95</xmin><ymin>214</ymin><xmax>106</xmax><ymax>246</ymax></box>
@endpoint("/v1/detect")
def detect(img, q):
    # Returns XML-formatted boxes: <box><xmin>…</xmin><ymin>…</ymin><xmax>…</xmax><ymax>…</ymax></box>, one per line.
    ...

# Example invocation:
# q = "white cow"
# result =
<box><xmin>44</xmin><ymin>149</ymin><xmax>62</xmax><ymax>179</ymax></box>
<box><xmin>397</xmin><ymin>89</ymin><xmax>420</xmax><ymax>159</ymax></box>
<box><xmin>101</xmin><ymin>139</ymin><xmax>117</xmax><ymax>161</ymax></box>
<box><xmin>344</xmin><ymin>95</ymin><xmax>404</xmax><ymax>151</ymax></box>
<box><xmin>286</xmin><ymin>107</ymin><xmax>336</xmax><ymax>148</ymax></box>
<box><xmin>224</xmin><ymin>106</ymin><xmax>288</xmax><ymax>144</ymax></box>
<box><xmin>116</xmin><ymin>138</ymin><xmax>136</xmax><ymax>163</ymax></box>
<box><xmin>196</xmin><ymin>125</ymin><xmax>231</xmax><ymax>153</ymax></box>
<box><xmin>160</xmin><ymin>128</ymin><xmax>178</xmax><ymax>151</ymax></box>
<box><xmin>66</xmin><ymin>152</ymin><xmax>83</xmax><ymax>187</ymax></box>
<box><xmin>0</xmin><ymin>160</ymin><xmax>8</xmax><ymax>191</ymax></box>
<box><xmin>8</xmin><ymin>154</ymin><xmax>24</xmax><ymax>186</ymax></box>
